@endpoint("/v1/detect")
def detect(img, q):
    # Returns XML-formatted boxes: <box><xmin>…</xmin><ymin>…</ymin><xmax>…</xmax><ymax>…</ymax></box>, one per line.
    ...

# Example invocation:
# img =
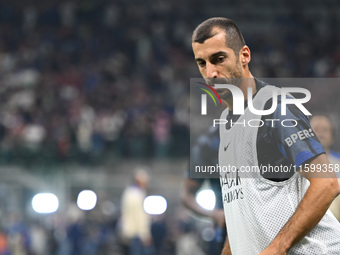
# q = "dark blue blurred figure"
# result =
<box><xmin>151</xmin><ymin>215</ymin><xmax>167</xmax><ymax>254</ymax></box>
<box><xmin>181</xmin><ymin>126</ymin><xmax>227</xmax><ymax>254</ymax></box>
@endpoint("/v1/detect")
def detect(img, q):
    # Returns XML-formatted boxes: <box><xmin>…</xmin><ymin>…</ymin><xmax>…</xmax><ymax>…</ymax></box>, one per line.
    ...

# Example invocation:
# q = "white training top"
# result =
<box><xmin>219</xmin><ymin>85</ymin><xmax>340</xmax><ymax>255</ymax></box>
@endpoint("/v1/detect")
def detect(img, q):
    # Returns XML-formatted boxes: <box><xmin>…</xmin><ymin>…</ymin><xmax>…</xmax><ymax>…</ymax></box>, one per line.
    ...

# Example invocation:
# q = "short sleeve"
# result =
<box><xmin>269</xmin><ymin>95</ymin><xmax>325</xmax><ymax>169</ymax></box>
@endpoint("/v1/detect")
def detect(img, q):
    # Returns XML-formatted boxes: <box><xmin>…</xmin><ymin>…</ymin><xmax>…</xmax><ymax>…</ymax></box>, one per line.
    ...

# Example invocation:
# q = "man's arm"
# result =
<box><xmin>259</xmin><ymin>153</ymin><xmax>340</xmax><ymax>255</ymax></box>
<box><xmin>181</xmin><ymin>178</ymin><xmax>225</xmax><ymax>227</ymax></box>
<box><xmin>221</xmin><ymin>236</ymin><xmax>232</xmax><ymax>255</ymax></box>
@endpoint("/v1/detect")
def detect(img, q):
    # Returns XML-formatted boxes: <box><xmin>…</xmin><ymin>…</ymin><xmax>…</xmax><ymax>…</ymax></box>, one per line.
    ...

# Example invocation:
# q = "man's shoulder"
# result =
<box><xmin>254</xmin><ymin>77</ymin><xmax>269</xmax><ymax>90</ymax></box>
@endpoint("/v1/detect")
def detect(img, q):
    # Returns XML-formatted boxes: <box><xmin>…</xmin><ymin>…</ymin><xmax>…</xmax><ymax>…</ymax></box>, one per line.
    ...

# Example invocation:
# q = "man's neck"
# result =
<box><xmin>225</xmin><ymin>75</ymin><xmax>256</xmax><ymax>110</ymax></box>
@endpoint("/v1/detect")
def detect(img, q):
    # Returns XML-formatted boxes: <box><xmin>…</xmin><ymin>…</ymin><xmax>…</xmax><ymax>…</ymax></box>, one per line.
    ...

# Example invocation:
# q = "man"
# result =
<box><xmin>310</xmin><ymin>114</ymin><xmax>340</xmax><ymax>165</ymax></box>
<box><xmin>191</xmin><ymin>17</ymin><xmax>340</xmax><ymax>254</ymax></box>
<box><xmin>120</xmin><ymin>169</ymin><xmax>152</xmax><ymax>255</ymax></box>
<box><xmin>310</xmin><ymin>114</ymin><xmax>340</xmax><ymax>221</ymax></box>
<box><xmin>181</xmin><ymin>125</ymin><xmax>226</xmax><ymax>254</ymax></box>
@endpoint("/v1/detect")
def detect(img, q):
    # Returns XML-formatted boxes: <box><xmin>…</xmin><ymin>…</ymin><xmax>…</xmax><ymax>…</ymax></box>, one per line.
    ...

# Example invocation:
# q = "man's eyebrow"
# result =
<box><xmin>195</xmin><ymin>51</ymin><xmax>228</xmax><ymax>62</ymax></box>
<box><xmin>210</xmin><ymin>51</ymin><xmax>227</xmax><ymax>58</ymax></box>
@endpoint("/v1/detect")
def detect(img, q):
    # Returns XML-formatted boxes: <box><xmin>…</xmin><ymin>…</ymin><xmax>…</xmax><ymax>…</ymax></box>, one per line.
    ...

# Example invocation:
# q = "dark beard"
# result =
<box><xmin>205</xmin><ymin>75</ymin><xmax>243</xmax><ymax>101</ymax></box>
<box><xmin>204</xmin><ymin>59</ymin><xmax>244</xmax><ymax>101</ymax></box>
<box><xmin>205</xmin><ymin>77</ymin><xmax>242</xmax><ymax>87</ymax></box>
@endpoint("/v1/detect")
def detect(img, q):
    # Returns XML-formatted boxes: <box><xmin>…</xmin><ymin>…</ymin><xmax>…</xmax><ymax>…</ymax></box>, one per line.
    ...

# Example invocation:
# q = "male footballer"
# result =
<box><xmin>191</xmin><ymin>17</ymin><xmax>340</xmax><ymax>255</ymax></box>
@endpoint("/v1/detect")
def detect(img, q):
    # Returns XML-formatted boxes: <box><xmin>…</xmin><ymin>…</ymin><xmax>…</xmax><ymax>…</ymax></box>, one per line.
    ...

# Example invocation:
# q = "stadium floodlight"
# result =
<box><xmin>32</xmin><ymin>193</ymin><xmax>59</xmax><ymax>214</ymax></box>
<box><xmin>196</xmin><ymin>189</ymin><xmax>216</xmax><ymax>211</ymax></box>
<box><xmin>143</xmin><ymin>195</ymin><xmax>167</xmax><ymax>215</ymax></box>
<box><xmin>77</xmin><ymin>190</ymin><xmax>97</xmax><ymax>211</ymax></box>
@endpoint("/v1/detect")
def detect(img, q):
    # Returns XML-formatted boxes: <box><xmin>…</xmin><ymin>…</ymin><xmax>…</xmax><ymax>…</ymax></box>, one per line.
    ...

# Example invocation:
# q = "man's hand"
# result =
<box><xmin>259</xmin><ymin>154</ymin><xmax>340</xmax><ymax>253</ymax></box>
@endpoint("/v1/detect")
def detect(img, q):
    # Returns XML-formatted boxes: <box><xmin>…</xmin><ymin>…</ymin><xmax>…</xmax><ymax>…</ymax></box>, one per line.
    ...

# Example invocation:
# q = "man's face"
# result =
<box><xmin>310</xmin><ymin>116</ymin><xmax>333</xmax><ymax>150</ymax></box>
<box><xmin>192</xmin><ymin>29</ymin><xmax>243</xmax><ymax>100</ymax></box>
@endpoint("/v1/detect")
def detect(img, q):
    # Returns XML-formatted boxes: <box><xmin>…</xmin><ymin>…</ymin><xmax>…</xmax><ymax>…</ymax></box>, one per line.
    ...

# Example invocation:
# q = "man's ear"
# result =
<box><xmin>239</xmin><ymin>46</ymin><xmax>251</xmax><ymax>66</ymax></box>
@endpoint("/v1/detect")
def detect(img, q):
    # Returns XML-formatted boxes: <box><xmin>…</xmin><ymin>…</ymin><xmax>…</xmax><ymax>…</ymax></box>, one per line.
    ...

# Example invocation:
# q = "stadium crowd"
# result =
<box><xmin>0</xmin><ymin>204</ymin><xmax>213</xmax><ymax>255</ymax></box>
<box><xmin>0</xmin><ymin>0</ymin><xmax>340</xmax><ymax>254</ymax></box>
<box><xmin>0</xmin><ymin>0</ymin><xmax>340</xmax><ymax>165</ymax></box>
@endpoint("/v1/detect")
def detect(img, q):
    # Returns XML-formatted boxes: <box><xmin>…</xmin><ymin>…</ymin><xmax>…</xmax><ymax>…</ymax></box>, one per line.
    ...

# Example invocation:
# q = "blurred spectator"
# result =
<box><xmin>310</xmin><ymin>114</ymin><xmax>340</xmax><ymax>162</ymax></box>
<box><xmin>152</xmin><ymin>110</ymin><xmax>171</xmax><ymax>158</ymax></box>
<box><xmin>150</xmin><ymin>215</ymin><xmax>167</xmax><ymax>254</ymax></box>
<box><xmin>174</xmin><ymin>209</ymin><xmax>204</xmax><ymax>255</ymax></box>
<box><xmin>0</xmin><ymin>228</ymin><xmax>9</xmax><ymax>255</ymax></box>
<box><xmin>310</xmin><ymin>114</ymin><xmax>340</xmax><ymax>221</ymax></box>
<box><xmin>120</xmin><ymin>169</ymin><xmax>152</xmax><ymax>255</ymax></box>
<box><xmin>5</xmin><ymin>213</ymin><xmax>31</xmax><ymax>255</ymax></box>
<box><xmin>29</xmin><ymin>221</ymin><xmax>48</xmax><ymax>255</ymax></box>
<box><xmin>181</xmin><ymin>125</ymin><xmax>226</xmax><ymax>255</ymax></box>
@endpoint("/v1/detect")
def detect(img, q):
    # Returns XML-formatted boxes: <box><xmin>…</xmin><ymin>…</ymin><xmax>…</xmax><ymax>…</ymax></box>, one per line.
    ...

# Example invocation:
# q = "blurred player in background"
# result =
<box><xmin>120</xmin><ymin>169</ymin><xmax>152</xmax><ymax>255</ymax></box>
<box><xmin>310</xmin><ymin>114</ymin><xmax>340</xmax><ymax>163</ymax></box>
<box><xmin>310</xmin><ymin>114</ymin><xmax>340</xmax><ymax>221</ymax></box>
<box><xmin>181</xmin><ymin>125</ymin><xmax>226</xmax><ymax>254</ymax></box>
<box><xmin>191</xmin><ymin>17</ymin><xmax>340</xmax><ymax>255</ymax></box>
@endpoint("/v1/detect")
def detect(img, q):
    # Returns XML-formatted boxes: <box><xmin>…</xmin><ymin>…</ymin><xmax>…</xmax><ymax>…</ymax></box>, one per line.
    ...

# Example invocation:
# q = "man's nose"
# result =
<box><xmin>206</xmin><ymin>63</ymin><xmax>218</xmax><ymax>78</ymax></box>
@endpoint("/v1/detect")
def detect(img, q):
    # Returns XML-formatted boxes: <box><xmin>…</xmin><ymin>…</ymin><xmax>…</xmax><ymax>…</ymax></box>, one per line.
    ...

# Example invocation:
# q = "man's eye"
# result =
<box><xmin>198</xmin><ymin>62</ymin><xmax>206</xmax><ymax>67</ymax></box>
<box><xmin>217</xmin><ymin>56</ymin><xmax>225</xmax><ymax>62</ymax></box>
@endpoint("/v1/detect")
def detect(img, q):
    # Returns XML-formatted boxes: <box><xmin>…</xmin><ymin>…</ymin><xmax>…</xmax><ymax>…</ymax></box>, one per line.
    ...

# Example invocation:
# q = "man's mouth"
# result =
<box><xmin>206</xmin><ymin>78</ymin><xmax>230</xmax><ymax>86</ymax></box>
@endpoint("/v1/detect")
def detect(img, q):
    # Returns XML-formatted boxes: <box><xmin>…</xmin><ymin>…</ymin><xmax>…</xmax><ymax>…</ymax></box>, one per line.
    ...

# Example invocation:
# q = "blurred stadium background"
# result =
<box><xmin>0</xmin><ymin>0</ymin><xmax>340</xmax><ymax>254</ymax></box>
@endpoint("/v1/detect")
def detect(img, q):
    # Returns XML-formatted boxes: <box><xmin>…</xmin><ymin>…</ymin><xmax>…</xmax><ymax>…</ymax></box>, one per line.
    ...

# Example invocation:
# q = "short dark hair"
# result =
<box><xmin>192</xmin><ymin>17</ymin><xmax>245</xmax><ymax>55</ymax></box>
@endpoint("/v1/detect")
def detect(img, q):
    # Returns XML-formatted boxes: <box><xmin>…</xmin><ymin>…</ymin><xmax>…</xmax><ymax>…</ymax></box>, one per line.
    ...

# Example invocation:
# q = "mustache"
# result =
<box><xmin>205</xmin><ymin>78</ymin><xmax>242</xmax><ymax>87</ymax></box>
